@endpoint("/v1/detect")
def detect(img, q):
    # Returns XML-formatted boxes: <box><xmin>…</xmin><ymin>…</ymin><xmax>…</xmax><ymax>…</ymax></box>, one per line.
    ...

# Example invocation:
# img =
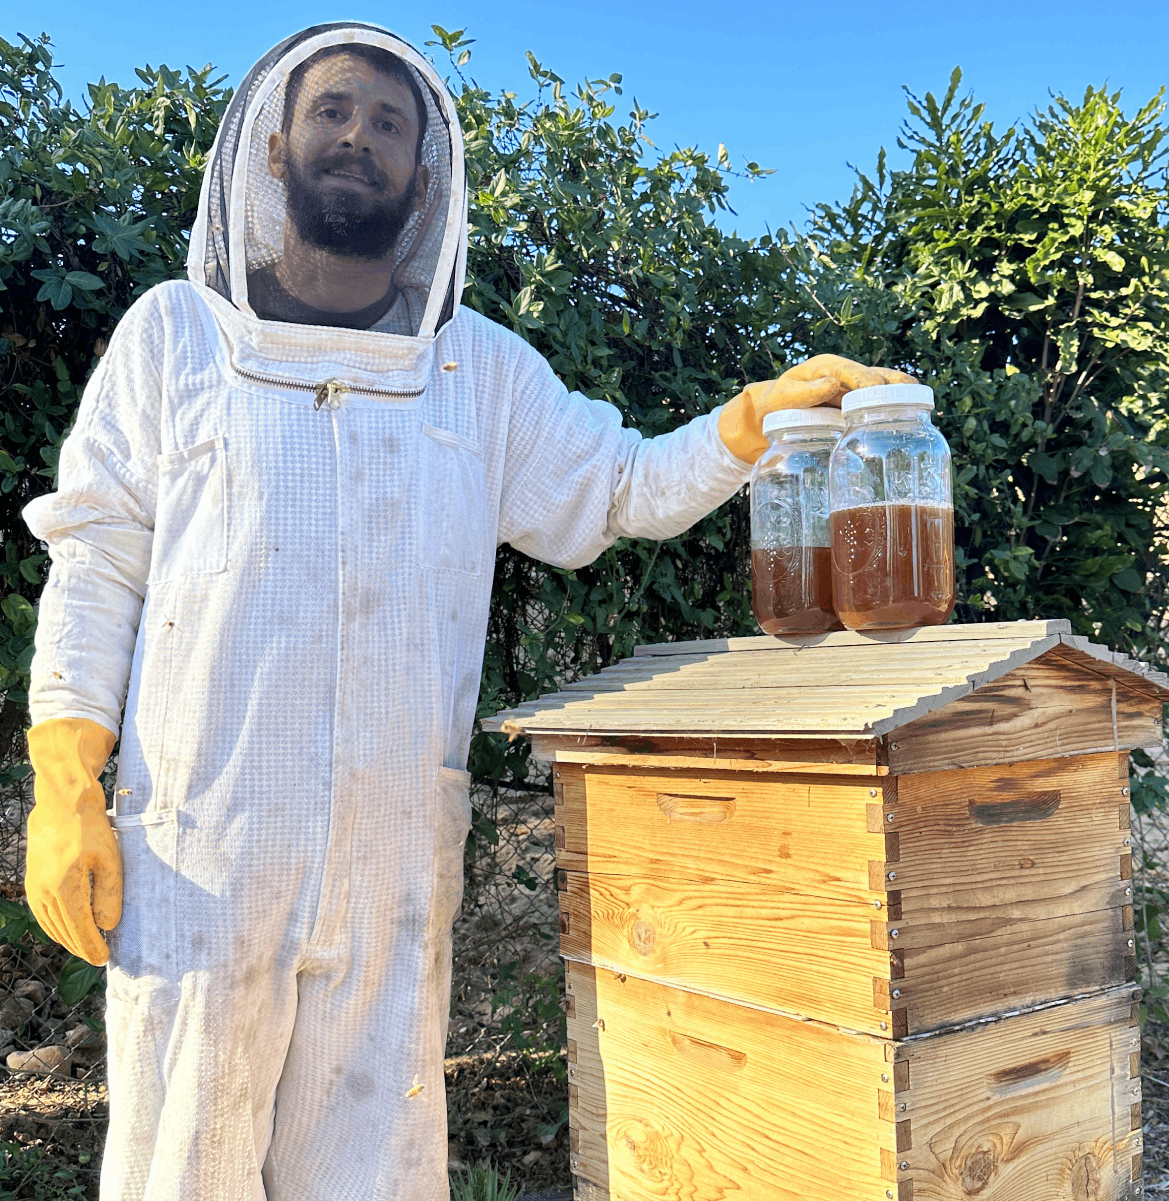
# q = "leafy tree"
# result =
<box><xmin>433</xmin><ymin>28</ymin><xmax>787</xmax><ymax>783</ymax></box>
<box><xmin>1</xmin><ymin>34</ymin><xmax>1166</xmax><ymax>799</ymax></box>
<box><xmin>777</xmin><ymin>69</ymin><xmax>1169</xmax><ymax>661</ymax></box>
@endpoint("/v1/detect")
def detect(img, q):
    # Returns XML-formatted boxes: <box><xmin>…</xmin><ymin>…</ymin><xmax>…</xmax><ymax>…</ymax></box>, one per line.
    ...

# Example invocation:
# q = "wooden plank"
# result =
<box><xmin>507</xmin><ymin>687</ymin><xmax>932</xmax><ymax>712</ymax></box>
<box><xmin>556</xmin><ymin>668</ymin><xmax>980</xmax><ymax>694</ymax></box>
<box><xmin>555</xmin><ymin>754</ymin><xmax>1134</xmax><ymax>1037</ymax></box>
<box><xmin>898</xmin><ymin>909</ymin><xmax>1130</xmax><ymax>1036</ymax></box>
<box><xmin>558</xmin><ymin>870</ymin><xmax>892</xmax><ymax>1035</ymax></box>
<box><xmin>554</xmin><ymin>641</ymin><xmax>1053</xmax><ymax>691</ymax></box>
<box><xmin>894</xmin><ymin>987</ymin><xmax>1141</xmax><ymax>1201</ymax></box>
<box><xmin>567</xmin><ymin>964</ymin><xmax>1140</xmax><ymax>1201</ymax></box>
<box><xmin>542</xmin><ymin>746</ymin><xmax>886</xmax><ymax>774</ymax></box>
<box><xmin>1054</xmin><ymin>637</ymin><xmax>1169</xmax><ymax>697</ymax></box>
<box><xmin>532</xmin><ymin>733</ymin><xmax>882</xmax><ymax>760</ymax></box>
<box><xmin>496</xmin><ymin>687</ymin><xmax>934</xmax><ymax>736</ymax></box>
<box><xmin>566</xmin><ymin>962</ymin><xmax>894</xmax><ymax>1201</ymax></box>
<box><xmin>892</xmin><ymin>754</ymin><xmax>1132</xmax><ymax>931</ymax></box>
<box><xmin>495</xmin><ymin>659</ymin><xmax>1163</xmax><ymax>745</ymax></box>
<box><xmin>631</xmin><ymin>620</ymin><xmax>1071</xmax><ymax>656</ymax></box>
<box><xmin>556</xmin><ymin>765</ymin><xmax>886</xmax><ymax>901</ymax></box>
<box><xmin>887</xmin><ymin>658</ymin><xmax>1164</xmax><ymax>772</ymax></box>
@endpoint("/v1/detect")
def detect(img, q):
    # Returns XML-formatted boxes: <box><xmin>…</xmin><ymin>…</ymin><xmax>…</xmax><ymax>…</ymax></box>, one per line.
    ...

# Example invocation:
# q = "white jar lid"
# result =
<box><xmin>840</xmin><ymin>382</ymin><xmax>933</xmax><ymax>414</ymax></box>
<box><xmin>762</xmin><ymin>406</ymin><xmax>848</xmax><ymax>434</ymax></box>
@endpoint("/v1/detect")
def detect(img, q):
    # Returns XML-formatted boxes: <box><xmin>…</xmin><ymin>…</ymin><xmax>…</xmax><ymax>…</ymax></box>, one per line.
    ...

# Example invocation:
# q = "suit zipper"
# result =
<box><xmin>230</xmin><ymin>367</ymin><xmax>426</xmax><ymax>410</ymax></box>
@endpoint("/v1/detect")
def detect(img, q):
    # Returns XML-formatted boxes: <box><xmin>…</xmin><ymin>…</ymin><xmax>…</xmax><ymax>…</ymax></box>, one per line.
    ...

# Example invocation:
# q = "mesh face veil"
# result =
<box><xmin>188</xmin><ymin>24</ymin><xmax>464</xmax><ymax>341</ymax></box>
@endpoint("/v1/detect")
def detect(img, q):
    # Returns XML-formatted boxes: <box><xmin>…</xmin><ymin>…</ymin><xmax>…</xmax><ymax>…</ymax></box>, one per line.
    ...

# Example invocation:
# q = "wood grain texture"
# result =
<box><xmin>537</xmin><ymin>735</ymin><xmax>883</xmax><ymax>771</ymax></box>
<box><xmin>893</xmin><ymin>987</ymin><xmax>1142</xmax><ymax>1201</ymax></box>
<box><xmin>559</xmin><ymin>868</ymin><xmax>892</xmax><ymax>1034</ymax></box>
<box><xmin>890</xmin><ymin>755</ymin><xmax>1132</xmax><ymax>970</ymax></box>
<box><xmin>555</xmin><ymin>765</ymin><xmax>886</xmax><ymax>900</ymax></box>
<box><xmin>565</xmin><ymin>962</ymin><xmax>895</xmax><ymax>1201</ymax></box>
<box><xmin>630</xmin><ymin>620</ymin><xmax>1071</xmax><ymax>655</ymax></box>
<box><xmin>888</xmin><ymin>660</ymin><xmax>1162</xmax><ymax>773</ymax></box>
<box><xmin>555</xmin><ymin>643</ymin><xmax>1054</xmax><ymax>692</ymax></box>
<box><xmin>566</xmin><ymin>964</ymin><xmax>1140</xmax><ymax>1201</ymax></box>
<box><xmin>485</xmin><ymin>621</ymin><xmax>1169</xmax><ymax>758</ymax></box>
<box><xmin>896</xmin><ymin>909</ymin><xmax>1130</xmax><ymax>1035</ymax></box>
<box><xmin>558</xmin><ymin>756</ymin><xmax>1133</xmax><ymax>1036</ymax></box>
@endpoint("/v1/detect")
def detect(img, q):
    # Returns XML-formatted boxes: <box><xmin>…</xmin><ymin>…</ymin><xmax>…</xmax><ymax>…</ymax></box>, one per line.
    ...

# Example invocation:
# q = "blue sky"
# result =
<box><xmin>14</xmin><ymin>0</ymin><xmax>1169</xmax><ymax>239</ymax></box>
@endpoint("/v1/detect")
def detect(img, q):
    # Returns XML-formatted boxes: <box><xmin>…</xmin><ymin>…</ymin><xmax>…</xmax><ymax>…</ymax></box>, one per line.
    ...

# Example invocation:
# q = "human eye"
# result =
<box><xmin>316</xmin><ymin>105</ymin><xmax>346</xmax><ymax>122</ymax></box>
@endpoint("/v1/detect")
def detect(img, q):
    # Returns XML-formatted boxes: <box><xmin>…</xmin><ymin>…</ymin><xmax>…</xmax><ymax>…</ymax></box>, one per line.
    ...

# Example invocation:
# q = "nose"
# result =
<box><xmin>337</xmin><ymin>107</ymin><xmax>376</xmax><ymax>154</ymax></box>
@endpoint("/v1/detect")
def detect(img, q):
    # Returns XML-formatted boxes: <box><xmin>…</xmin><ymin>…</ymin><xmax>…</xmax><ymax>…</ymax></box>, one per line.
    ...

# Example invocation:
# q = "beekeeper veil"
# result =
<box><xmin>188</xmin><ymin>23</ymin><xmax>465</xmax><ymax>344</ymax></box>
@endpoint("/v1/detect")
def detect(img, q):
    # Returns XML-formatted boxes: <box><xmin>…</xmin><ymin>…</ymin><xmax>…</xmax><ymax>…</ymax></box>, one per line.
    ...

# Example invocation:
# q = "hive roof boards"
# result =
<box><xmin>483</xmin><ymin>620</ymin><xmax>1169</xmax><ymax>773</ymax></box>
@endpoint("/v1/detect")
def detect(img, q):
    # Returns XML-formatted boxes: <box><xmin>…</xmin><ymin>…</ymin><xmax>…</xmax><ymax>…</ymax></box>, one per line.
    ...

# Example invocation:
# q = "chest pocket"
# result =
<box><xmin>418</xmin><ymin>423</ymin><xmax>486</xmax><ymax>576</ymax></box>
<box><xmin>149</xmin><ymin>436</ymin><xmax>227</xmax><ymax>584</ymax></box>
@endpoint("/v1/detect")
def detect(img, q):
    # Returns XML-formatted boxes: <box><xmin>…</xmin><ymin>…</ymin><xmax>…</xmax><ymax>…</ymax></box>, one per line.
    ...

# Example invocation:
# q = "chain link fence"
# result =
<box><xmin>2</xmin><ymin>739</ymin><xmax>1169</xmax><ymax>1198</ymax></box>
<box><xmin>0</xmin><ymin>735</ymin><xmax>572</xmax><ymax>1199</ymax></box>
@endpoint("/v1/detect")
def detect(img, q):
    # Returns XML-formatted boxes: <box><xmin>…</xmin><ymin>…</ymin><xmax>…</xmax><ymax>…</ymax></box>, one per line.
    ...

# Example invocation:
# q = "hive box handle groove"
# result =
<box><xmin>656</xmin><ymin>793</ymin><xmax>737</xmax><ymax>823</ymax></box>
<box><xmin>967</xmin><ymin>790</ymin><xmax>1062</xmax><ymax>825</ymax></box>
<box><xmin>667</xmin><ymin>1030</ymin><xmax>748</xmax><ymax>1073</ymax></box>
<box><xmin>988</xmin><ymin>1049</ymin><xmax>1071</xmax><ymax>1096</ymax></box>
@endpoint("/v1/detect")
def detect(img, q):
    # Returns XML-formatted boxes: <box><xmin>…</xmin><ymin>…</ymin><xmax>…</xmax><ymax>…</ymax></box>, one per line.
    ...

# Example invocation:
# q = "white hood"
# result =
<box><xmin>186</xmin><ymin>22</ymin><xmax>467</xmax><ymax>388</ymax></box>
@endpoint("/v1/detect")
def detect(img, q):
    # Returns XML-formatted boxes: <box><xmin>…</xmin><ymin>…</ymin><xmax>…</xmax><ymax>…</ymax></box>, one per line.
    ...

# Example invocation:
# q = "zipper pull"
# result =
<box><xmin>314</xmin><ymin>379</ymin><xmax>349</xmax><ymax>411</ymax></box>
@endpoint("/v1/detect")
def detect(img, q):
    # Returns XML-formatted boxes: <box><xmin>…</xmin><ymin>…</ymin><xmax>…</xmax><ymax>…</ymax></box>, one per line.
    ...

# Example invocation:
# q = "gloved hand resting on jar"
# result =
<box><xmin>719</xmin><ymin>353</ymin><xmax>915</xmax><ymax>464</ymax></box>
<box><xmin>24</xmin><ymin>716</ymin><xmax>120</xmax><ymax>966</ymax></box>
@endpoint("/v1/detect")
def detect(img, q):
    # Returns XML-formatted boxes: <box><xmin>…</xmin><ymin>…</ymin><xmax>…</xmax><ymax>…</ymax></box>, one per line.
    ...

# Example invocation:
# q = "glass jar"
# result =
<box><xmin>828</xmin><ymin>383</ymin><xmax>955</xmax><ymax>630</ymax></box>
<box><xmin>750</xmin><ymin>407</ymin><xmax>846</xmax><ymax>635</ymax></box>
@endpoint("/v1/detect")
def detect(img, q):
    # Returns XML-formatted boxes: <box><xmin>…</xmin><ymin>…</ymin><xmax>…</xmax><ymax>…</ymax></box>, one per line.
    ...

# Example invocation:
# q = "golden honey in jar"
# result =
<box><xmin>828</xmin><ymin>383</ymin><xmax>955</xmax><ymax>630</ymax></box>
<box><xmin>750</xmin><ymin>408</ymin><xmax>846</xmax><ymax>634</ymax></box>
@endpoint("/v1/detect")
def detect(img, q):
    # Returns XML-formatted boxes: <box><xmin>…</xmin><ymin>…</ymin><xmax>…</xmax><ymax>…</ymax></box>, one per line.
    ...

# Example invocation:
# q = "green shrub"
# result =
<box><xmin>1</xmin><ymin>32</ymin><xmax>1166</xmax><ymax>1012</ymax></box>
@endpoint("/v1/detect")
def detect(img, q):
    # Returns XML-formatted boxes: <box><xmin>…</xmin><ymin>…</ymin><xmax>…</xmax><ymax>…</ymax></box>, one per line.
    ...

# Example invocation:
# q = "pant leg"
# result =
<box><xmin>263</xmin><ymin>767</ymin><xmax>471</xmax><ymax>1201</ymax></box>
<box><xmin>102</xmin><ymin>968</ymin><xmax>298</xmax><ymax>1201</ymax></box>
<box><xmin>99</xmin><ymin>809</ymin><xmax>307</xmax><ymax>1201</ymax></box>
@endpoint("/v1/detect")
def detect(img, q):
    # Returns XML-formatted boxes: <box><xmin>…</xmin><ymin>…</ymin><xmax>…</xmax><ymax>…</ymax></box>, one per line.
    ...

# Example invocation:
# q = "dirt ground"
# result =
<box><xmin>5</xmin><ymin>1023</ymin><xmax>1169</xmax><ymax>1196</ymax></box>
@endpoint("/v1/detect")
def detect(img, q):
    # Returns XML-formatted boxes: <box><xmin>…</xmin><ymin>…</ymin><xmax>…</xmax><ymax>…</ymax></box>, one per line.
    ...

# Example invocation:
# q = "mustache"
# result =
<box><xmin>312</xmin><ymin>154</ymin><xmax>388</xmax><ymax>190</ymax></box>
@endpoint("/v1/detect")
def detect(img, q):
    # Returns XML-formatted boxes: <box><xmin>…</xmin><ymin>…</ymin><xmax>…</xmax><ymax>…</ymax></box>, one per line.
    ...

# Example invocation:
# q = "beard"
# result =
<box><xmin>284</xmin><ymin>152</ymin><xmax>419</xmax><ymax>260</ymax></box>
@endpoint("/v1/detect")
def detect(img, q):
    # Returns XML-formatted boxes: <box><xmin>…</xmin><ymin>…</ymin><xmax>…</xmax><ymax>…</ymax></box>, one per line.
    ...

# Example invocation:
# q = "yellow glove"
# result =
<box><xmin>719</xmin><ymin>354</ymin><xmax>916</xmax><ymax>464</ymax></box>
<box><xmin>25</xmin><ymin>718</ymin><xmax>120</xmax><ymax>966</ymax></box>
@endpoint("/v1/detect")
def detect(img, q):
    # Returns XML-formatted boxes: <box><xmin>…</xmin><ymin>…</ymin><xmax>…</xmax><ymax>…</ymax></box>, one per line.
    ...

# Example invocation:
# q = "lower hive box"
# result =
<box><xmin>566</xmin><ymin>963</ymin><xmax>1143</xmax><ymax>1201</ymax></box>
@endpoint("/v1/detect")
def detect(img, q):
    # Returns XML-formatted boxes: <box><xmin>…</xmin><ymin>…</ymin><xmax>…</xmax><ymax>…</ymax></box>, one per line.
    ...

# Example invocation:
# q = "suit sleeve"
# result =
<box><xmin>497</xmin><ymin>346</ymin><xmax>751</xmax><ymax>570</ymax></box>
<box><xmin>22</xmin><ymin>294</ymin><xmax>164</xmax><ymax>736</ymax></box>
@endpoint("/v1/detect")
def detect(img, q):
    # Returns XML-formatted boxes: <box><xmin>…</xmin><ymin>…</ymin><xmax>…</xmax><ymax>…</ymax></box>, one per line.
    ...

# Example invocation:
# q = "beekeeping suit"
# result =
<box><xmin>20</xmin><ymin>22</ymin><xmax>765</xmax><ymax>1201</ymax></box>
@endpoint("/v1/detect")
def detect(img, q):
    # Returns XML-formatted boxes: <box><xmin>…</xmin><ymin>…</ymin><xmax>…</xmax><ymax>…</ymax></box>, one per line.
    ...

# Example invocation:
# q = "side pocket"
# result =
<box><xmin>431</xmin><ymin>765</ymin><xmax>473</xmax><ymax>936</ymax></box>
<box><xmin>150</xmin><ymin>436</ymin><xmax>227</xmax><ymax>584</ymax></box>
<box><xmin>417</xmin><ymin>424</ymin><xmax>486</xmax><ymax>576</ymax></box>
<box><xmin>106</xmin><ymin>812</ymin><xmax>179</xmax><ymax>995</ymax></box>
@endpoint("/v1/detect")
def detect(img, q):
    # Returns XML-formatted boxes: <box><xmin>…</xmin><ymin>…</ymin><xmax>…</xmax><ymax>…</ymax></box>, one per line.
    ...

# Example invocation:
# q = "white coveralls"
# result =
<box><xmin>24</xmin><ymin>23</ymin><xmax>751</xmax><ymax>1201</ymax></box>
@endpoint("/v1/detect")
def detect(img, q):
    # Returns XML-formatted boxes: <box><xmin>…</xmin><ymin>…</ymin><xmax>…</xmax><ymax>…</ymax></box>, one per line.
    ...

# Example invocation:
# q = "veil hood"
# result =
<box><xmin>186</xmin><ymin>23</ymin><xmax>467</xmax><ymax>387</ymax></box>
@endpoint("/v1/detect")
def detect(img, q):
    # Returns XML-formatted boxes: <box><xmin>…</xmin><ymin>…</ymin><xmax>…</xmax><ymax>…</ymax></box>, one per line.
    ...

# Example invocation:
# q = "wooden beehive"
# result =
<box><xmin>485</xmin><ymin>620</ymin><xmax>1169</xmax><ymax>1201</ymax></box>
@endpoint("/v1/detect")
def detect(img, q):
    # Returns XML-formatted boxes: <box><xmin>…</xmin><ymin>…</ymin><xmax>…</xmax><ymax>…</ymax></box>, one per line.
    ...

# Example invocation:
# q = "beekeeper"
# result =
<box><xmin>20</xmin><ymin>22</ymin><xmax>910</xmax><ymax>1201</ymax></box>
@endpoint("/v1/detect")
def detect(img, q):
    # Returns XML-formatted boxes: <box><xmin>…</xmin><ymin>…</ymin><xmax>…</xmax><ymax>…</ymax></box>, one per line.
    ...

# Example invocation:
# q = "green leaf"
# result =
<box><xmin>63</xmin><ymin>270</ymin><xmax>103</xmax><ymax>292</ymax></box>
<box><xmin>35</xmin><ymin>275</ymin><xmax>73</xmax><ymax>310</ymax></box>
<box><xmin>1029</xmin><ymin>453</ymin><xmax>1061</xmax><ymax>484</ymax></box>
<box><xmin>57</xmin><ymin>955</ymin><xmax>106</xmax><ymax>1005</ymax></box>
<box><xmin>1113</xmin><ymin>568</ymin><xmax>1144</xmax><ymax>592</ymax></box>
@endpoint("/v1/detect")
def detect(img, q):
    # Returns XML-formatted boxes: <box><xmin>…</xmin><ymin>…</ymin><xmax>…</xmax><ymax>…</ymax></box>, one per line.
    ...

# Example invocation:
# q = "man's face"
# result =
<box><xmin>271</xmin><ymin>52</ymin><xmax>425</xmax><ymax>260</ymax></box>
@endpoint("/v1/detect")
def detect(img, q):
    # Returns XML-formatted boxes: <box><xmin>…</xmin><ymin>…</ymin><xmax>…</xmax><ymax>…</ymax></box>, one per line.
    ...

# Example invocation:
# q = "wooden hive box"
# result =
<box><xmin>484</xmin><ymin>620</ymin><xmax>1169</xmax><ymax>1201</ymax></box>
